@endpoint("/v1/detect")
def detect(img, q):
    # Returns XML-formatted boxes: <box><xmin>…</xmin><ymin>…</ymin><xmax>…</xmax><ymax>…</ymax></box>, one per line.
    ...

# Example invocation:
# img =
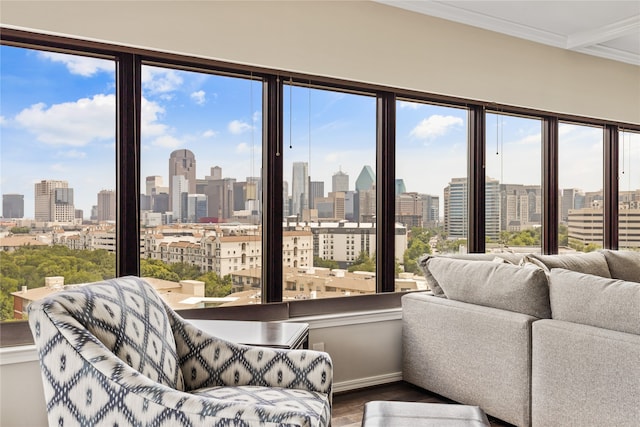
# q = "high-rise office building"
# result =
<box><xmin>395</xmin><ymin>179</ymin><xmax>407</xmax><ymax>196</ymax></box>
<box><xmin>145</xmin><ymin>176</ymin><xmax>164</xmax><ymax>196</ymax></box>
<box><xmin>2</xmin><ymin>194</ymin><xmax>24</xmax><ymax>218</ymax></box>
<box><xmin>97</xmin><ymin>189</ymin><xmax>116</xmax><ymax>222</ymax></box>
<box><xmin>98</xmin><ymin>190</ymin><xmax>116</xmax><ymax>221</ymax></box>
<box><xmin>309</xmin><ymin>180</ymin><xmax>324</xmax><ymax>209</ymax></box>
<box><xmin>34</xmin><ymin>180</ymin><xmax>75</xmax><ymax>222</ymax></box>
<box><xmin>291</xmin><ymin>162</ymin><xmax>309</xmax><ymax>217</ymax></box>
<box><xmin>172</xmin><ymin>175</ymin><xmax>189</xmax><ymax>221</ymax></box>
<box><xmin>332</xmin><ymin>169</ymin><xmax>349</xmax><ymax>193</ymax></box>
<box><xmin>168</xmin><ymin>149</ymin><xmax>196</xmax><ymax>210</ymax></box>
<box><xmin>355</xmin><ymin>165</ymin><xmax>375</xmax><ymax>191</ymax></box>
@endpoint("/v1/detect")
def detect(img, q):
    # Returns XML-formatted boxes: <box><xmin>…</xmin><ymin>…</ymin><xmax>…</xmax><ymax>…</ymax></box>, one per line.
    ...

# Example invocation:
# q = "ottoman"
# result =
<box><xmin>362</xmin><ymin>401</ymin><xmax>491</xmax><ymax>426</ymax></box>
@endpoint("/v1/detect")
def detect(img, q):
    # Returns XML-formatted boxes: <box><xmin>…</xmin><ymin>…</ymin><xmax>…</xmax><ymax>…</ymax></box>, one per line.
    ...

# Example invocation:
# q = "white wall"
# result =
<box><xmin>1</xmin><ymin>0</ymin><xmax>638</xmax><ymax>125</ymax></box>
<box><xmin>0</xmin><ymin>310</ymin><xmax>402</xmax><ymax>427</ymax></box>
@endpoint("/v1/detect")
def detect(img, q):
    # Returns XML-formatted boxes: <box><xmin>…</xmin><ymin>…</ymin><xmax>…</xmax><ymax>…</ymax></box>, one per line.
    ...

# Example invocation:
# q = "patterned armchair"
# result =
<box><xmin>28</xmin><ymin>276</ymin><xmax>332</xmax><ymax>427</ymax></box>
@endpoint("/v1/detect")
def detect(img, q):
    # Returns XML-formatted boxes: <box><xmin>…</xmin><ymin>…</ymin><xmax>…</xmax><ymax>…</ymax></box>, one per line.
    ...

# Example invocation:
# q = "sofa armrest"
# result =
<box><xmin>170</xmin><ymin>313</ymin><xmax>333</xmax><ymax>395</ymax></box>
<box><xmin>402</xmin><ymin>292</ymin><xmax>538</xmax><ymax>427</ymax></box>
<box><xmin>532</xmin><ymin>319</ymin><xmax>640</xmax><ymax>427</ymax></box>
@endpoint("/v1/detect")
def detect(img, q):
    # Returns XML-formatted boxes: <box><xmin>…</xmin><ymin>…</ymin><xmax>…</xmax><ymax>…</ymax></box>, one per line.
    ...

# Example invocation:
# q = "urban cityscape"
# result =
<box><xmin>1</xmin><ymin>44</ymin><xmax>639</xmax><ymax>322</ymax></box>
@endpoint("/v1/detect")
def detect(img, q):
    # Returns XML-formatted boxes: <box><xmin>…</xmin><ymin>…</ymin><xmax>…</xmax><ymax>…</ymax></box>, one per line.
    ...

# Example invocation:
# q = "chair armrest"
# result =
<box><xmin>170</xmin><ymin>313</ymin><xmax>333</xmax><ymax>395</ymax></box>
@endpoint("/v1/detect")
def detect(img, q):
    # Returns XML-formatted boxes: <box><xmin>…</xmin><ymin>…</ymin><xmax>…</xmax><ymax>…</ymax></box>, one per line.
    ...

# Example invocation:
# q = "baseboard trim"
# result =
<box><xmin>333</xmin><ymin>371</ymin><xmax>403</xmax><ymax>394</ymax></box>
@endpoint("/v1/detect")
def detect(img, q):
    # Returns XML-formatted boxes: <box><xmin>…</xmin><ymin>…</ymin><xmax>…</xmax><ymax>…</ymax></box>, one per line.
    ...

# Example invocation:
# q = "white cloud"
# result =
<box><xmin>57</xmin><ymin>149</ymin><xmax>87</xmax><ymax>159</ymax></box>
<box><xmin>236</xmin><ymin>142</ymin><xmax>250</xmax><ymax>153</ymax></box>
<box><xmin>228</xmin><ymin>119</ymin><xmax>252</xmax><ymax>135</ymax></box>
<box><xmin>152</xmin><ymin>135</ymin><xmax>183</xmax><ymax>148</ymax></box>
<box><xmin>191</xmin><ymin>90</ymin><xmax>206</xmax><ymax>105</ymax></box>
<box><xmin>410</xmin><ymin>115</ymin><xmax>463</xmax><ymax>140</ymax></box>
<box><xmin>141</xmin><ymin>97</ymin><xmax>167</xmax><ymax>136</ymax></box>
<box><xmin>14</xmin><ymin>94</ymin><xmax>115</xmax><ymax>146</ymax></box>
<box><xmin>0</xmin><ymin>115</ymin><xmax>6</xmax><ymax>126</ymax></box>
<box><xmin>38</xmin><ymin>51</ymin><xmax>113</xmax><ymax>77</ymax></box>
<box><xmin>398</xmin><ymin>101</ymin><xmax>422</xmax><ymax>110</ymax></box>
<box><xmin>142</xmin><ymin>67</ymin><xmax>183</xmax><ymax>95</ymax></box>
<box><xmin>202</xmin><ymin>129</ymin><xmax>218</xmax><ymax>138</ymax></box>
<box><xmin>252</xmin><ymin>111</ymin><xmax>261</xmax><ymax>123</ymax></box>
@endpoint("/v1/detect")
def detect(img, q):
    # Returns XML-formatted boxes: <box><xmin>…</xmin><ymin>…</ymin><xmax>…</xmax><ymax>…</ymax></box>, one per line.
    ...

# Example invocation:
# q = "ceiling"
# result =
<box><xmin>374</xmin><ymin>1</ymin><xmax>640</xmax><ymax>65</ymax></box>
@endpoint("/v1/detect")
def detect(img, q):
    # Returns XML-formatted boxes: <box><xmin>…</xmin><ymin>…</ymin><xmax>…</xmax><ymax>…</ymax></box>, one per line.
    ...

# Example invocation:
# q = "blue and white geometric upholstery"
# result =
<box><xmin>28</xmin><ymin>276</ymin><xmax>333</xmax><ymax>426</ymax></box>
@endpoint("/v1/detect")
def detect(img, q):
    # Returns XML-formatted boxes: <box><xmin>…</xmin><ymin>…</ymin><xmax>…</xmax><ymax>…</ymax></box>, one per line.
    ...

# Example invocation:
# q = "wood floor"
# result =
<box><xmin>331</xmin><ymin>381</ymin><xmax>515</xmax><ymax>427</ymax></box>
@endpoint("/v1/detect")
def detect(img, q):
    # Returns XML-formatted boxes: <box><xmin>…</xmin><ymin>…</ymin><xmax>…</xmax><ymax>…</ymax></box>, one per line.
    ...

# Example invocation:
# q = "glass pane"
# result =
<box><xmin>0</xmin><ymin>45</ymin><xmax>116</xmax><ymax>321</ymax></box>
<box><xmin>619</xmin><ymin>130</ymin><xmax>640</xmax><ymax>250</ymax></box>
<box><xmin>396</xmin><ymin>100</ymin><xmax>468</xmax><ymax>283</ymax></box>
<box><xmin>558</xmin><ymin>123</ymin><xmax>604</xmax><ymax>251</ymax></box>
<box><xmin>283</xmin><ymin>83</ymin><xmax>376</xmax><ymax>298</ymax></box>
<box><xmin>485</xmin><ymin>113</ymin><xmax>542</xmax><ymax>253</ymax></box>
<box><xmin>140</xmin><ymin>65</ymin><xmax>262</xmax><ymax>308</ymax></box>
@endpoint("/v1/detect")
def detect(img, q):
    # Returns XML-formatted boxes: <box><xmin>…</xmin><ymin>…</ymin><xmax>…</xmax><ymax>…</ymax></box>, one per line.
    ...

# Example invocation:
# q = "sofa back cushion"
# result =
<box><xmin>425</xmin><ymin>257</ymin><xmax>551</xmax><ymax>318</ymax></box>
<box><xmin>600</xmin><ymin>249</ymin><xmax>640</xmax><ymax>282</ymax></box>
<box><xmin>522</xmin><ymin>252</ymin><xmax>611</xmax><ymax>278</ymax></box>
<box><xmin>418</xmin><ymin>253</ymin><xmax>524</xmax><ymax>296</ymax></box>
<box><xmin>549</xmin><ymin>268</ymin><xmax>640</xmax><ymax>335</ymax></box>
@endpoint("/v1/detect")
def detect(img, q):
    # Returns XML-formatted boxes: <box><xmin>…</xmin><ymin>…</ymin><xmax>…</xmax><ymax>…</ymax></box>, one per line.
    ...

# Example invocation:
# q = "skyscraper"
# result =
<box><xmin>145</xmin><ymin>176</ymin><xmax>164</xmax><ymax>196</ymax></box>
<box><xmin>332</xmin><ymin>169</ymin><xmax>349</xmax><ymax>192</ymax></box>
<box><xmin>34</xmin><ymin>180</ymin><xmax>75</xmax><ymax>222</ymax></box>
<box><xmin>355</xmin><ymin>165</ymin><xmax>375</xmax><ymax>191</ymax></box>
<box><xmin>168</xmin><ymin>149</ymin><xmax>196</xmax><ymax>210</ymax></box>
<box><xmin>97</xmin><ymin>189</ymin><xmax>116</xmax><ymax>222</ymax></box>
<box><xmin>309</xmin><ymin>180</ymin><xmax>324</xmax><ymax>209</ymax></box>
<box><xmin>291</xmin><ymin>162</ymin><xmax>309</xmax><ymax>217</ymax></box>
<box><xmin>2</xmin><ymin>194</ymin><xmax>24</xmax><ymax>218</ymax></box>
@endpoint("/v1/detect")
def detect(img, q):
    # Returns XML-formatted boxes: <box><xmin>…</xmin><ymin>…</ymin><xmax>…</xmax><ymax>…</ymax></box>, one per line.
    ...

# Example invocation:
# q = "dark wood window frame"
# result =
<box><xmin>1</xmin><ymin>28</ymin><xmax>639</xmax><ymax>347</ymax></box>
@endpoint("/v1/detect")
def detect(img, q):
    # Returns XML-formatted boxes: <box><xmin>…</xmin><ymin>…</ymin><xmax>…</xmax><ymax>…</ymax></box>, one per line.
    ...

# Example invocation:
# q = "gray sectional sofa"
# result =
<box><xmin>402</xmin><ymin>250</ymin><xmax>640</xmax><ymax>427</ymax></box>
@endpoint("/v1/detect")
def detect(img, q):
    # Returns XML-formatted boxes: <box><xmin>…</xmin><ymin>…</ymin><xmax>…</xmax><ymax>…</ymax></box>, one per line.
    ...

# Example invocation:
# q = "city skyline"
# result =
<box><xmin>2</xmin><ymin>45</ymin><xmax>639</xmax><ymax>219</ymax></box>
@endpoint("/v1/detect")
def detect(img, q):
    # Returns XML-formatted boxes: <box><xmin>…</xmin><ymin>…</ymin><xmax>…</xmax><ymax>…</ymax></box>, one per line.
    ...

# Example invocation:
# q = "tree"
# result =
<box><xmin>197</xmin><ymin>272</ymin><xmax>232</xmax><ymax>297</ymax></box>
<box><xmin>348</xmin><ymin>252</ymin><xmax>375</xmax><ymax>273</ymax></box>
<box><xmin>170</xmin><ymin>262</ymin><xmax>202</xmax><ymax>280</ymax></box>
<box><xmin>140</xmin><ymin>259</ymin><xmax>180</xmax><ymax>282</ymax></box>
<box><xmin>313</xmin><ymin>256</ymin><xmax>339</xmax><ymax>270</ymax></box>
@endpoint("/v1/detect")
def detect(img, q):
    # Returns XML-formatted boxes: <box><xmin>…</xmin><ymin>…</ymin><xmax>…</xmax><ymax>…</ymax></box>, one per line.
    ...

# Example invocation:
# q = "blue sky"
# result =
<box><xmin>1</xmin><ymin>44</ymin><xmax>638</xmax><ymax>219</ymax></box>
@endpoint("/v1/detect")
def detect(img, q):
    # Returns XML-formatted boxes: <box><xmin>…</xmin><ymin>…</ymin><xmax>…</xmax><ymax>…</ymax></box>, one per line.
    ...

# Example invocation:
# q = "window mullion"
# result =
<box><xmin>262</xmin><ymin>75</ymin><xmax>283</xmax><ymax>303</ymax></box>
<box><xmin>542</xmin><ymin>116</ymin><xmax>559</xmax><ymax>254</ymax></box>
<box><xmin>376</xmin><ymin>92</ymin><xmax>396</xmax><ymax>293</ymax></box>
<box><xmin>604</xmin><ymin>125</ymin><xmax>619</xmax><ymax>250</ymax></box>
<box><xmin>117</xmin><ymin>53</ymin><xmax>141</xmax><ymax>276</ymax></box>
<box><xmin>468</xmin><ymin>106</ymin><xmax>485</xmax><ymax>252</ymax></box>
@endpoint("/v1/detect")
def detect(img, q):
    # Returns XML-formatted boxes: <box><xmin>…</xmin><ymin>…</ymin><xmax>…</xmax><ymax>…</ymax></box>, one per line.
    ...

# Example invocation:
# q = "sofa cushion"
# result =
<box><xmin>522</xmin><ymin>252</ymin><xmax>611</xmax><ymax>278</ymax></box>
<box><xmin>418</xmin><ymin>253</ymin><xmax>524</xmax><ymax>296</ymax></box>
<box><xmin>549</xmin><ymin>268</ymin><xmax>640</xmax><ymax>335</ymax></box>
<box><xmin>424</xmin><ymin>257</ymin><xmax>551</xmax><ymax>318</ymax></box>
<box><xmin>600</xmin><ymin>249</ymin><xmax>640</xmax><ymax>282</ymax></box>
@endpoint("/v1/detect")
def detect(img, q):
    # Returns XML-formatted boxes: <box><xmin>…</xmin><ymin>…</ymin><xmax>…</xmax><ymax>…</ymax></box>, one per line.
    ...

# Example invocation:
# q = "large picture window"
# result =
<box><xmin>396</xmin><ymin>100</ymin><xmax>468</xmax><ymax>273</ymax></box>
<box><xmin>619</xmin><ymin>130</ymin><xmax>640</xmax><ymax>250</ymax></box>
<box><xmin>282</xmin><ymin>82</ymin><xmax>378</xmax><ymax>299</ymax></box>
<box><xmin>0</xmin><ymin>45</ymin><xmax>116</xmax><ymax>321</ymax></box>
<box><xmin>139</xmin><ymin>63</ymin><xmax>262</xmax><ymax>307</ymax></box>
<box><xmin>485</xmin><ymin>113</ymin><xmax>542</xmax><ymax>252</ymax></box>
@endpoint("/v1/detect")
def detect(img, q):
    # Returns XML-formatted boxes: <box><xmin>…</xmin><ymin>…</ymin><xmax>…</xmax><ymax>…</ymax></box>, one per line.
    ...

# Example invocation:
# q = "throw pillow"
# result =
<box><xmin>523</xmin><ymin>252</ymin><xmax>611</xmax><ymax>278</ymax></box>
<box><xmin>549</xmin><ymin>268</ymin><xmax>640</xmax><ymax>335</ymax></box>
<box><xmin>599</xmin><ymin>249</ymin><xmax>640</xmax><ymax>282</ymax></box>
<box><xmin>425</xmin><ymin>257</ymin><xmax>551</xmax><ymax>318</ymax></box>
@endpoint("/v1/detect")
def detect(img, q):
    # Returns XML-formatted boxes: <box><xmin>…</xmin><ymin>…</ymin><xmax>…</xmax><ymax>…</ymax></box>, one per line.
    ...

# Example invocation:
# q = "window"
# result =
<box><xmin>558</xmin><ymin>123</ymin><xmax>604</xmax><ymax>251</ymax></box>
<box><xmin>485</xmin><ymin>113</ymin><xmax>542</xmax><ymax>252</ymax></box>
<box><xmin>619</xmin><ymin>130</ymin><xmax>640</xmax><ymax>250</ymax></box>
<box><xmin>283</xmin><ymin>82</ymin><xmax>377</xmax><ymax>299</ymax></box>
<box><xmin>0</xmin><ymin>44</ymin><xmax>116</xmax><ymax>321</ymax></box>
<box><xmin>396</xmin><ymin>100</ymin><xmax>468</xmax><ymax>278</ymax></box>
<box><xmin>139</xmin><ymin>63</ymin><xmax>262</xmax><ymax>305</ymax></box>
<box><xmin>1</xmin><ymin>30</ymin><xmax>638</xmax><ymax>337</ymax></box>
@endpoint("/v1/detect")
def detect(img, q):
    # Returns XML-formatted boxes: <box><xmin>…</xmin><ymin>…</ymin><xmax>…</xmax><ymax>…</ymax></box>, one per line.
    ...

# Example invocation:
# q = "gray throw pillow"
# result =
<box><xmin>523</xmin><ymin>252</ymin><xmax>611</xmax><ymax>278</ymax></box>
<box><xmin>549</xmin><ymin>268</ymin><xmax>640</xmax><ymax>335</ymax></box>
<box><xmin>425</xmin><ymin>257</ymin><xmax>551</xmax><ymax>318</ymax></box>
<box><xmin>600</xmin><ymin>249</ymin><xmax>640</xmax><ymax>282</ymax></box>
